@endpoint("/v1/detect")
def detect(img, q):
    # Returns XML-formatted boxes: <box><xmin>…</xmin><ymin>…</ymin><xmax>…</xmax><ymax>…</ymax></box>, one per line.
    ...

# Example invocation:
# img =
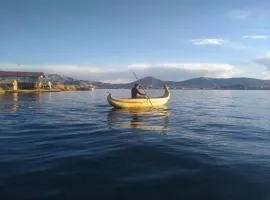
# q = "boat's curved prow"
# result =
<box><xmin>107</xmin><ymin>85</ymin><xmax>170</xmax><ymax>109</ymax></box>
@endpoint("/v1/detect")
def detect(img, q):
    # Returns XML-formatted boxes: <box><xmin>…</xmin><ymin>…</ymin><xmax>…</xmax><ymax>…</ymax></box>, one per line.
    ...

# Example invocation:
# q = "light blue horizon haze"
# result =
<box><xmin>0</xmin><ymin>0</ymin><xmax>270</xmax><ymax>82</ymax></box>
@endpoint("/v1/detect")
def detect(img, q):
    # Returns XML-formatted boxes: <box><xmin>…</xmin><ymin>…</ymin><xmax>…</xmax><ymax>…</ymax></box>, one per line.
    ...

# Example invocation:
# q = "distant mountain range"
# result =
<box><xmin>47</xmin><ymin>74</ymin><xmax>94</xmax><ymax>87</ymax></box>
<box><xmin>46</xmin><ymin>74</ymin><xmax>270</xmax><ymax>90</ymax></box>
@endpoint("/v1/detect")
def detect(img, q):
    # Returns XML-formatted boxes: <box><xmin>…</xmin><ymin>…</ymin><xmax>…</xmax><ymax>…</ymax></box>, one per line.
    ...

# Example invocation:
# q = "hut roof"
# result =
<box><xmin>0</xmin><ymin>71</ymin><xmax>45</xmax><ymax>77</ymax></box>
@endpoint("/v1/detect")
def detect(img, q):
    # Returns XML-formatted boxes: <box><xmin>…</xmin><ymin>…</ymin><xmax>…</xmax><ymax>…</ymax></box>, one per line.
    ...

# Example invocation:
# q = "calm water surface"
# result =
<box><xmin>1</xmin><ymin>90</ymin><xmax>270</xmax><ymax>200</ymax></box>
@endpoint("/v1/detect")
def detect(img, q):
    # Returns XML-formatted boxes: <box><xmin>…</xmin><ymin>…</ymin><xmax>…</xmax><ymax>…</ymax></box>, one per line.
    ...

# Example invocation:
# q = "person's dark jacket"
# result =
<box><xmin>131</xmin><ymin>84</ymin><xmax>146</xmax><ymax>98</ymax></box>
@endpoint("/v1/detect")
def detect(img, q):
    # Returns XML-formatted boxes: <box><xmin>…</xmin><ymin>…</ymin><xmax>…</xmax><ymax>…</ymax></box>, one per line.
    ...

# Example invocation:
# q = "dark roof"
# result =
<box><xmin>0</xmin><ymin>71</ymin><xmax>45</xmax><ymax>77</ymax></box>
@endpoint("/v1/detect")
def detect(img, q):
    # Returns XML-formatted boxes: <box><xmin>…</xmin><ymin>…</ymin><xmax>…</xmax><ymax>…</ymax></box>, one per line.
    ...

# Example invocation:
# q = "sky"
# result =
<box><xmin>0</xmin><ymin>0</ymin><xmax>270</xmax><ymax>83</ymax></box>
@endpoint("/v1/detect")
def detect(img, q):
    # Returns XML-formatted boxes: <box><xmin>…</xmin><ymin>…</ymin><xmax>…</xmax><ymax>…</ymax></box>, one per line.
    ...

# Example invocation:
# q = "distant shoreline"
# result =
<box><xmin>0</xmin><ymin>88</ymin><xmax>94</xmax><ymax>94</ymax></box>
<box><xmin>1</xmin><ymin>88</ymin><xmax>270</xmax><ymax>94</ymax></box>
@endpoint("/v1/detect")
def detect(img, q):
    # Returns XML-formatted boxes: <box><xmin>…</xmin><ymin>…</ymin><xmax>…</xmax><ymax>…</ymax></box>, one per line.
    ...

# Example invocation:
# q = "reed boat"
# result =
<box><xmin>107</xmin><ymin>85</ymin><xmax>170</xmax><ymax>109</ymax></box>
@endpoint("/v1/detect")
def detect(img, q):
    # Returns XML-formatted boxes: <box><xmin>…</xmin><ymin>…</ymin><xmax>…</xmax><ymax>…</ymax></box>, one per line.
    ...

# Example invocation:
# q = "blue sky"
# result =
<box><xmin>0</xmin><ymin>0</ymin><xmax>270</xmax><ymax>82</ymax></box>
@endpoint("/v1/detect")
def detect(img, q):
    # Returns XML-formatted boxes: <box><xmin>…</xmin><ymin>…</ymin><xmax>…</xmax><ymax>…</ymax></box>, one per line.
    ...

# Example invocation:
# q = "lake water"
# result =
<box><xmin>1</xmin><ymin>90</ymin><xmax>270</xmax><ymax>200</ymax></box>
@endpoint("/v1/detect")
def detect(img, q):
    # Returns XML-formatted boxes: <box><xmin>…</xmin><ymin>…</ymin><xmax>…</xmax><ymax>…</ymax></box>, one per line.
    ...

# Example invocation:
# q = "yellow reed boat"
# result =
<box><xmin>107</xmin><ymin>85</ymin><xmax>170</xmax><ymax>109</ymax></box>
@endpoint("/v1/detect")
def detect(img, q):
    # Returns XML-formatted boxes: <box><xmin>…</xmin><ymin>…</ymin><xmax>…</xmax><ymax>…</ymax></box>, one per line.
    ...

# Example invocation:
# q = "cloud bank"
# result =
<box><xmin>243</xmin><ymin>35</ymin><xmax>269</xmax><ymax>39</ymax></box>
<box><xmin>0</xmin><ymin>63</ymin><xmax>243</xmax><ymax>83</ymax></box>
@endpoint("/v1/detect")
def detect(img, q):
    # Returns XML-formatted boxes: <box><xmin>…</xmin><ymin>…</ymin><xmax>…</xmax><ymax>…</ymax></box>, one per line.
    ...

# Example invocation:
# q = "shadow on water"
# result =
<box><xmin>107</xmin><ymin>107</ymin><xmax>171</xmax><ymax>132</ymax></box>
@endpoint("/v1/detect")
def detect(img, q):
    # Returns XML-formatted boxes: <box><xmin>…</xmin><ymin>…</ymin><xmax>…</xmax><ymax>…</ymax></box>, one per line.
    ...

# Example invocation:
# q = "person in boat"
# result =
<box><xmin>131</xmin><ymin>83</ymin><xmax>146</xmax><ymax>98</ymax></box>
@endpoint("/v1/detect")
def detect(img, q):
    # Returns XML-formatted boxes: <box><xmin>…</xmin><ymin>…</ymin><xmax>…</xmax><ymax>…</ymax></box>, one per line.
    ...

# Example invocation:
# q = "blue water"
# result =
<box><xmin>1</xmin><ymin>90</ymin><xmax>270</xmax><ymax>200</ymax></box>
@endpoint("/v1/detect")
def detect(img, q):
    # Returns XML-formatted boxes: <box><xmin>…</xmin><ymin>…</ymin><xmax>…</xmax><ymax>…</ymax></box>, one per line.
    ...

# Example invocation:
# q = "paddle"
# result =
<box><xmin>132</xmin><ymin>72</ymin><xmax>153</xmax><ymax>107</ymax></box>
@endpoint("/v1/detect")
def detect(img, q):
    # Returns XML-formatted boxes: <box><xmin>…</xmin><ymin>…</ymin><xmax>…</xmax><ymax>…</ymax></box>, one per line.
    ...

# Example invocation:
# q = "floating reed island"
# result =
<box><xmin>0</xmin><ymin>71</ymin><xmax>94</xmax><ymax>94</ymax></box>
<box><xmin>0</xmin><ymin>84</ymin><xmax>94</xmax><ymax>94</ymax></box>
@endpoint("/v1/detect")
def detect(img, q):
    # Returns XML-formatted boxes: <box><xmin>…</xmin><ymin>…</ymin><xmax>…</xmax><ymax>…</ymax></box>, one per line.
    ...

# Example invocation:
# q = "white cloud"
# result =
<box><xmin>243</xmin><ymin>35</ymin><xmax>269</xmax><ymax>39</ymax></box>
<box><xmin>127</xmin><ymin>63</ymin><xmax>150</xmax><ymax>69</ymax></box>
<box><xmin>161</xmin><ymin>63</ymin><xmax>233</xmax><ymax>71</ymax></box>
<box><xmin>102</xmin><ymin>78</ymin><xmax>133</xmax><ymax>84</ymax></box>
<box><xmin>160</xmin><ymin>63</ymin><xmax>243</xmax><ymax>78</ymax></box>
<box><xmin>190</xmin><ymin>38</ymin><xmax>248</xmax><ymax>50</ymax></box>
<box><xmin>190</xmin><ymin>38</ymin><xmax>226</xmax><ymax>45</ymax></box>
<box><xmin>0</xmin><ymin>63</ymin><xmax>243</xmax><ymax>83</ymax></box>
<box><xmin>0</xmin><ymin>64</ymin><xmax>112</xmax><ymax>73</ymax></box>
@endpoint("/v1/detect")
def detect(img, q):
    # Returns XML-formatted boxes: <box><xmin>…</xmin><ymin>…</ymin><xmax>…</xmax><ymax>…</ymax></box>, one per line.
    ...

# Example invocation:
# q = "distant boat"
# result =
<box><xmin>77</xmin><ymin>84</ymin><xmax>95</xmax><ymax>91</ymax></box>
<box><xmin>107</xmin><ymin>85</ymin><xmax>170</xmax><ymax>109</ymax></box>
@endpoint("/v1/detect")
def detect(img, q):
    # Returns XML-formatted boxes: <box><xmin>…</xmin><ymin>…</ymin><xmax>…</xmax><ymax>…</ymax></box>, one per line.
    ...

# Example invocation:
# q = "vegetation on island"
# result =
<box><xmin>0</xmin><ymin>74</ymin><xmax>94</xmax><ymax>93</ymax></box>
<box><xmin>0</xmin><ymin>87</ymin><xmax>5</xmax><ymax>94</ymax></box>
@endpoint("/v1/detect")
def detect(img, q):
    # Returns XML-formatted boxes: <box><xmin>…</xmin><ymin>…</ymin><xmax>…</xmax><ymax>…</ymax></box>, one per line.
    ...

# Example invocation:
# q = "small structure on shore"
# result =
<box><xmin>0</xmin><ymin>71</ymin><xmax>45</xmax><ymax>91</ymax></box>
<box><xmin>12</xmin><ymin>80</ymin><xmax>18</xmax><ymax>90</ymax></box>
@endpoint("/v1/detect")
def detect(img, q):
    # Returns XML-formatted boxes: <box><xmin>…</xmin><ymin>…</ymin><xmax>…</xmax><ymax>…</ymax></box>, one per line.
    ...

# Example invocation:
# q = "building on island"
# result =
<box><xmin>0</xmin><ymin>71</ymin><xmax>45</xmax><ymax>91</ymax></box>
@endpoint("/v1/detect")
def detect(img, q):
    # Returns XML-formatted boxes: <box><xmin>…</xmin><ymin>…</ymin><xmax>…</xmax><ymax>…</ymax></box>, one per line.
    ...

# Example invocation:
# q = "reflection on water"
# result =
<box><xmin>36</xmin><ymin>92</ymin><xmax>43</xmax><ymax>104</ymax></box>
<box><xmin>0</xmin><ymin>92</ymin><xmax>44</xmax><ymax>112</ymax></box>
<box><xmin>0</xmin><ymin>93</ymin><xmax>19</xmax><ymax>112</ymax></box>
<box><xmin>12</xmin><ymin>93</ymin><xmax>19</xmax><ymax>112</ymax></box>
<box><xmin>107</xmin><ymin>107</ymin><xmax>171</xmax><ymax>131</ymax></box>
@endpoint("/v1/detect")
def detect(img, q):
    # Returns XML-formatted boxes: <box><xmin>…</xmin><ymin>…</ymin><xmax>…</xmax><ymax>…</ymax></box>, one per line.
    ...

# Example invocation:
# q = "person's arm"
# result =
<box><xmin>136</xmin><ymin>86</ymin><xmax>146</xmax><ymax>95</ymax></box>
<box><xmin>138</xmin><ymin>90</ymin><xmax>145</xmax><ymax>95</ymax></box>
